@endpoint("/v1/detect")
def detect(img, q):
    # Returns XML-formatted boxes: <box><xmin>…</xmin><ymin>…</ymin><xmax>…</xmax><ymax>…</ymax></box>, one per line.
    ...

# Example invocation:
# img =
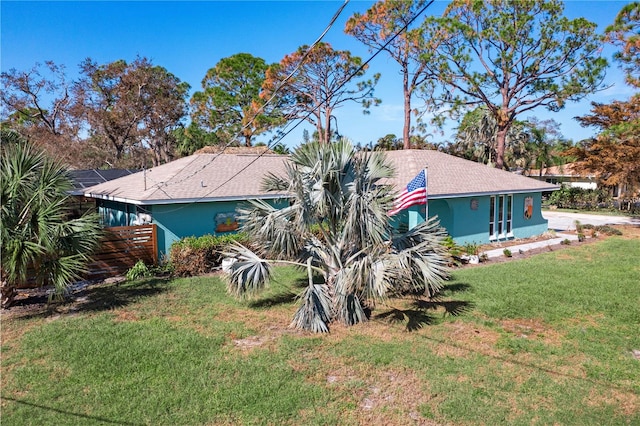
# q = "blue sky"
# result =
<box><xmin>1</xmin><ymin>1</ymin><xmax>634</xmax><ymax>149</ymax></box>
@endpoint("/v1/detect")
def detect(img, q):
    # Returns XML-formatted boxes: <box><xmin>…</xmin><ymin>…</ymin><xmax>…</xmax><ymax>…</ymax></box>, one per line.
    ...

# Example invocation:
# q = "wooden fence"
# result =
<box><xmin>86</xmin><ymin>224</ymin><xmax>157</xmax><ymax>280</ymax></box>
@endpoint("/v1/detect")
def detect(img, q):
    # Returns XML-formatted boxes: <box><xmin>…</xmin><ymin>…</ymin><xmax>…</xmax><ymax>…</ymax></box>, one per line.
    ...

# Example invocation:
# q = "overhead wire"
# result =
<box><xmin>146</xmin><ymin>0</ymin><xmax>351</xmax><ymax>191</ymax></box>
<box><xmin>137</xmin><ymin>0</ymin><xmax>435</xmax><ymax>215</ymax></box>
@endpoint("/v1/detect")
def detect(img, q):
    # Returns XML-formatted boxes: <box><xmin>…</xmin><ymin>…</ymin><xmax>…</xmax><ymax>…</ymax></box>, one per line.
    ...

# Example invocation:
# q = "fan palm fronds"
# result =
<box><xmin>224</xmin><ymin>139</ymin><xmax>450</xmax><ymax>332</ymax></box>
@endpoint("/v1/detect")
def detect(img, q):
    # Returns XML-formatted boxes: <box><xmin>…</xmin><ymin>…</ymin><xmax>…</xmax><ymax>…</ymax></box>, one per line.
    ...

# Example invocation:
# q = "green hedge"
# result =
<box><xmin>547</xmin><ymin>185</ymin><xmax>611</xmax><ymax>209</ymax></box>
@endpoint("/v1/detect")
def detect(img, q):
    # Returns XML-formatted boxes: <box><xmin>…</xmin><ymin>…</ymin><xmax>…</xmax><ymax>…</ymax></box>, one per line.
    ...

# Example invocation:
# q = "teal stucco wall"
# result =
<box><xmin>510</xmin><ymin>193</ymin><xmax>548</xmax><ymax>239</ymax></box>
<box><xmin>99</xmin><ymin>192</ymin><xmax>549</xmax><ymax>260</ymax></box>
<box><xmin>442</xmin><ymin>193</ymin><xmax>548</xmax><ymax>245</ymax></box>
<box><xmin>98</xmin><ymin>200</ymin><xmax>138</xmax><ymax>227</ymax></box>
<box><xmin>392</xmin><ymin>192</ymin><xmax>548</xmax><ymax>245</ymax></box>
<box><xmin>99</xmin><ymin>199</ymin><xmax>288</xmax><ymax>259</ymax></box>
<box><xmin>151</xmin><ymin>201</ymin><xmax>243</xmax><ymax>257</ymax></box>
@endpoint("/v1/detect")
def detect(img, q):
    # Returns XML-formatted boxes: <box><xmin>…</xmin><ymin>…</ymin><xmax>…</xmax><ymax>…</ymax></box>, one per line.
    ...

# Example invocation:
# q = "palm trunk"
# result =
<box><xmin>1</xmin><ymin>279</ymin><xmax>16</xmax><ymax>309</ymax></box>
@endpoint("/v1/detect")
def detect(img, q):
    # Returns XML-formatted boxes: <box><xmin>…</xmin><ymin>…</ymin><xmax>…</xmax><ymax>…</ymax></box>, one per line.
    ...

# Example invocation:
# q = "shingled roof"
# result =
<box><xmin>526</xmin><ymin>162</ymin><xmax>595</xmax><ymax>179</ymax></box>
<box><xmin>382</xmin><ymin>150</ymin><xmax>559</xmax><ymax>198</ymax></box>
<box><xmin>68</xmin><ymin>169</ymin><xmax>138</xmax><ymax>195</ymax></box>
<box><xmin>83</xmin><ymin>149</ymin><xmax>558</xmax><ymax>205</ymax></box>
<box><xmin>83</xmin><ymin>153</ymin><xmax>289</xmax><ymax>205</ymax></box>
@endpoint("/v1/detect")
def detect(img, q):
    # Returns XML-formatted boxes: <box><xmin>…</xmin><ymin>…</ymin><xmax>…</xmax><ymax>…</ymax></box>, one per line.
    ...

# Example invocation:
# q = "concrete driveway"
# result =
<box><xmin>543</xmin><ymin>210</ymin><xmax>640</xmax><ymax>231</ymax></box>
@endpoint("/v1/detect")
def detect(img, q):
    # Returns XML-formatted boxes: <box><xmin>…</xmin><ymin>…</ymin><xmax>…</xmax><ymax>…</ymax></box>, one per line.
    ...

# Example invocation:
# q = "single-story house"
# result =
<box><xmin>83</xmin><ymin>150</ymin><xmax>289</xmax><ymax>258</ymax></box>
<box><xmin>383</xmin><ymin>150</ymin><xmax>558</xmax><ymax>245</ymax></box>
<box><xmin>82</xmin><ymin>148</ymin><xmax>558</xmax><ymax>259</ymax></box>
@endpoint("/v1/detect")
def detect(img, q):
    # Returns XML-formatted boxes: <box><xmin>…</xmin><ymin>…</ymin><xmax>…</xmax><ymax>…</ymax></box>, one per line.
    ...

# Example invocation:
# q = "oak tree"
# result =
<box><xmin>1</xmin><ymin>61</ymin><xmax>73</xmax><ymax>136</ymax></box>
<box><xmin>0</xmin><ymin>61</ymin><xmax>82</xmax><ymax>166</ymax></box>
<box><xmin>426</xmin><ymin>0</ymin><xmax>607</xmax><ymax>169</ymax></box>
<box><xmin>74</xmin><ymin>57</ymin><xmax>189</xmax><ymax>167</ymax></box>
<box><xmin>262</xmin><ymin>42</ymin><xmax>380</xmax><ymax>145</ymax></box>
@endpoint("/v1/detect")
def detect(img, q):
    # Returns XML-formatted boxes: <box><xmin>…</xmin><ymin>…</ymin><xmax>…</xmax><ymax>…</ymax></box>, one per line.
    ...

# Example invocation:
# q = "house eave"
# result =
<box><xmin>428</xmin><ymin>186</ymin><xmax>560</xmax><ymax>200</ymax></box>
<box><xmin>83</xmin><ymin>192</ymin><xmax>291</xmax><ymax>206</ymax></box>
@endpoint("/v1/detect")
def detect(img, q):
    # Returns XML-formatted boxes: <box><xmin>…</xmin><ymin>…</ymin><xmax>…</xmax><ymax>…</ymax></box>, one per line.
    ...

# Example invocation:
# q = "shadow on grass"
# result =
<box><xmin>2</xmin><ymin>396</ymin><xmax>143</xmax><ymax>425</ymax></box>
<box><xmin>375</xmin><ymin>309</ymin><xmax>439</xmax><ymax>331</ymax></box>
<box><xmin>80</xmin><ymin>278</ymin><xmax>170</xmax><ymax>312</ymax></box>
<box><xmin>5</xmin><ymin>278</ymin><xmax>171</xmax><ymax>321</ymax></box>
<box><xmin>247</xmin><ymin>274</ymin><xmax>312</xmax><ymax>308</ymax></box>
<box><xmin>249</xmin><ymin>292</ymin><xmax>298</xmax><ymax>308</ymax></box>
<box><xmin>440</xmin><ymin>282</ymin><xmax>472</xmax><ymax>294</ymax></box>
<box><xmin>374</xmin><ymin>282</ymin><xmax>475</xmax><ymax>331</ymax></box>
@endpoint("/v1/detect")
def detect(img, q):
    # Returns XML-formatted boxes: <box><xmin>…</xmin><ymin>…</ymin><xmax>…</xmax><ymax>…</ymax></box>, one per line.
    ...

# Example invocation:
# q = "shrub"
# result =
<box><xmin>169</xmin><ymin>233</ymin><xmax>249</xmax><ymax>277</ymax></box>
<box><xmin>463</xmin><ymin>241</ymin><xmax>480</xmax><ymax>256</ymax></box>
<box><xmin>503</xmin><ymin>248</ymin><xmax>512</xmax><ymax>257</ymax></box>
<box><xmin>548</xmin><ymin>185</ymin><xmax>611</xmax><ymax>210</ymax></box>
<box><xmin>561</xmin><ymin>238</ymin><xmax>572</xmax><ymax>245</ymax></box>
<box><xmin>442</xmin><ymin>236</ymin><xmax>464</xmax><ymax>256</ymax></box>
<box><xmin>126</xmin><ymin>260</ymin><xmax>152</xmax><ymax>281</ymax></box>
<box><xmin>574</xmin><ymin>220</ymin><xmax>583</xmax><ymax>233</ymax></box>
<box><xmin>594</xmin><ymin>225</ymin><xmax>623</xmax><ymax>236</ymax></box>
<box><xmin>580</xmin><ymin>224</ymin><xmax>622</xmax><ymax>236</ymax></box>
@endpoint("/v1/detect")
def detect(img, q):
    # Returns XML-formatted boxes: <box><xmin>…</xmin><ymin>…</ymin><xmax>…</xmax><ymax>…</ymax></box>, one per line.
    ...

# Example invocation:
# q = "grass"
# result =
<box><xmin>2</xmin><ymin>234</ymin><xmax>639</xmax><ymax>425</ymax></box>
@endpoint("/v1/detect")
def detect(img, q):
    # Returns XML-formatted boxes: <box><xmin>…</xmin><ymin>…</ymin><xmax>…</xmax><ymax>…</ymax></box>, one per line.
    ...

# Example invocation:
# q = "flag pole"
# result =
<box><xmin>424</xmin><ymin>167</ymin><xmax>428</xmax><ymax>221</ymax></box>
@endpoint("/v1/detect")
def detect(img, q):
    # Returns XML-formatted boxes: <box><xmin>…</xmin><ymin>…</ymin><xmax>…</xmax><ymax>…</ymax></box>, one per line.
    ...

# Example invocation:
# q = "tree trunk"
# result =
<box><xmin>495</xmin><ymin>124</ymin><xmax>508</xmax><ymax>170</ymax></box>
<box><xmin>1</xmin><ymin>279</ymin><xmax>16</xmax><ymax>309</ymax></box>
<box><xmin>324</xmin><ymin>109</ymin><xmax>332</xmax><ymax>145</ymax></box>
<box><xmin>316</xmin><ymin>119</ymin><xmax>325</xmax><ymax>144</ymax></box>
<box><xmin>403</xmin><ymin>73</ymin><xmax>411</xmax><ymax>149</ymax></box>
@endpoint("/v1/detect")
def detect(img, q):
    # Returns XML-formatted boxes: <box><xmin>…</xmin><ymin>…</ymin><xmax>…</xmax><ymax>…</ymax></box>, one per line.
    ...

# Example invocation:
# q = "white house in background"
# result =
<box><xmin>526</xmin><ymin>162</ymin><xmax>597</xmax><ymax>190</ymax></box>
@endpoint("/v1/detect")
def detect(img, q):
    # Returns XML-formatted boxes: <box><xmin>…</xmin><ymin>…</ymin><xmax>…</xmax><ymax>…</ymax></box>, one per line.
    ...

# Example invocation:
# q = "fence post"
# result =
<box><xmin>151</xmin><ymin>224</ymin><xmax>158</xmax><ymax>265</ymax></box>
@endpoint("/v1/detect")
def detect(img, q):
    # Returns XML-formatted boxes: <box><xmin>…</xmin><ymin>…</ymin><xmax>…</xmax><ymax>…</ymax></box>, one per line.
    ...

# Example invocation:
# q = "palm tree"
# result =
<box><xmin>452</xmin><ymin>106</ymin><xmax>528</xmax><ymax>169</ymax></box>
<box><xmin>519</xmin><ymin>118</ymin><xmax>565</xmax><ymax>176</ymax></box>
<box><xmin>1</xmin><ymin>131</ymin><xmax>103</xmax><ymax>308</ymax></box>
<box><xmin>225</xmin><ymin>139</ymin><xmax>450</xmax><ymax>332</ymax></box>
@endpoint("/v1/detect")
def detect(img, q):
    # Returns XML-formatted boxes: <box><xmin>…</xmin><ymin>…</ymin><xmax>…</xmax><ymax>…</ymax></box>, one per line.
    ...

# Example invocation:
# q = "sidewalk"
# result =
<box><xmin>483</xmin><ymin>233</ymin><xmax>579</xmax><ymax>259</ymax></box>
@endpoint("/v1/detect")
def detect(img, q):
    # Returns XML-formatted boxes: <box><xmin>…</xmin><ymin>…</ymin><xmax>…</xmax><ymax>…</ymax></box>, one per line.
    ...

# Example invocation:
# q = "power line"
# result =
<box><xmin>145</xmin><ymin>0</ymin><xmax>436</xmax><ymax>216</ymax></box>
<box><xmin>147</xmin><ymin>0</ymin><xmax>351</xmax><ymax>191</ymax></box>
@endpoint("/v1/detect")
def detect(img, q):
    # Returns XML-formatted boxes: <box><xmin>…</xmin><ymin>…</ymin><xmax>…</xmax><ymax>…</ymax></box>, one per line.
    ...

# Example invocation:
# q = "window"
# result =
<box><xmin>489</xmin><ymin>194</ymin><xmax>513</xmax><ymax>239</ymax></box>
<box><xmin>498</xmin><ymin>195</ymin><xmax>505</xmax><ymax>236</ymax></box>
<box><xmin>506</xmin><ymin>195</ymin><xmax>513</xmax><ymax>234</ymax></box>
<box><xmin>489</xmin><ymin>196</ymin><xmax>496</xmax><ymax>238</ymax></box>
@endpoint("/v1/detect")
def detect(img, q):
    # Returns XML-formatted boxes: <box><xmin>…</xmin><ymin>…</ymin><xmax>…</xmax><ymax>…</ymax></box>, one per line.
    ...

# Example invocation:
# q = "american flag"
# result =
<box><xmin>388</xmin><ymin>169</ymin><xmax>427</xmax><ymax>216</ymax></box>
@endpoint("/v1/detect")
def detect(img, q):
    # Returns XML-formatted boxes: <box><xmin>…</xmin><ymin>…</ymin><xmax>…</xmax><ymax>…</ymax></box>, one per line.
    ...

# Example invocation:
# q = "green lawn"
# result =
<box><xmin>2</xmin><ymin>235</ymin><xmax>639</xmax><ymax>425</ymax></box>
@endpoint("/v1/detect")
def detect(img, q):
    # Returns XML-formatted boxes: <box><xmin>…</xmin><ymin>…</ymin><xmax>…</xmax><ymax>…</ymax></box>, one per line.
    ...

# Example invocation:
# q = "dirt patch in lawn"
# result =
<box><xmin>435</xmin><ymin>320</ymin><xmax>502</xmax><ymax>358</ymax></box>
<box><xmin>586</xmin><ymin>386</ymin><xmax>640</xmax><ymax>417</ymax></box>
<box><xmin>616</xmin><ymin>224</ymin><xmax>640</xmax><ymax>239</ymax></box>
<box><xmin>354</xmin><ymin>367</ymin><xmax>438</xmax><ymax>425</ymax></box>
<box><xmin>499</xmin><ymin>318</ymin><xmax>565</xmax><ymax>346</ymax></box>
<box><xmin>299</xmin><ymin>351</ymin><xmax>440</xmax><ymax>425</ymax></box>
